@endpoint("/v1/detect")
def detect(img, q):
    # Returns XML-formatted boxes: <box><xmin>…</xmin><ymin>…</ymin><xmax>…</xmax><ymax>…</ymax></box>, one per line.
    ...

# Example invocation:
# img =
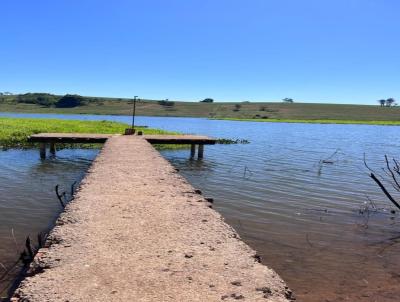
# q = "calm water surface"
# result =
<box><xmin>1</xmin><ymin>113</ymin><xmax>399</xmax><ymax>301</ymax></box>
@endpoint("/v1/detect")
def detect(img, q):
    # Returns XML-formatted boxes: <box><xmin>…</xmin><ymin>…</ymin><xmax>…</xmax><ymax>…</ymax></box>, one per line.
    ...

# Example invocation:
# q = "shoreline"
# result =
<box><xmin>213</xmin><ymin>118</ymin><xmax>400</xmax><ymax>126</ymax></box>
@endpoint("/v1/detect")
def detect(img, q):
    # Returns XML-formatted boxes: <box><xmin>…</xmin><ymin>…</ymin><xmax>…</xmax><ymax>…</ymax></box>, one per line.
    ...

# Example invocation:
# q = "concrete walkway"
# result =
<box><xmin>13</xmin><ymin>136</ymin><xmax>292</xmax><ymax>301</ymax></box>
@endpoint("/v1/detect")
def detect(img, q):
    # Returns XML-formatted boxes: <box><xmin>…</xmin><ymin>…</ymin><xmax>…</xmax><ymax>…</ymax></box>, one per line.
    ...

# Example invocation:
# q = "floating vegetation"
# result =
<box><xmin>216</xmin><ymin>138</ymin><xmax>250</xmax><ymax>144</ymax></box>
<box><xmin>0</xmin><ymin>117</ymin><xmax>179</xmax><ymax>150</ymax></box>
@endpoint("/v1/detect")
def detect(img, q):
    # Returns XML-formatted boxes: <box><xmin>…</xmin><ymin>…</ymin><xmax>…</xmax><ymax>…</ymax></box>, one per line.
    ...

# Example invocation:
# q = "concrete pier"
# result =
<box><xmin>13</xmin><ymin>136</ymin><xmax>291</xmax><ymax>301</ymax></box>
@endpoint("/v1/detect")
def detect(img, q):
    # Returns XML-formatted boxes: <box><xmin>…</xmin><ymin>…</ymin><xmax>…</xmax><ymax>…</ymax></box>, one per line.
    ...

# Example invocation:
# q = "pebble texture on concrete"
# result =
<box><xmin>13</xmin><ymin>136</ymin><xmax>292</xmax><ymax>301</ymax></box>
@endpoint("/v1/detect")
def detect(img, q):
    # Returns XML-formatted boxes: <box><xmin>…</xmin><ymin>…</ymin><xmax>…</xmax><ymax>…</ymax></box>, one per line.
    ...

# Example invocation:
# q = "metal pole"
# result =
<box><xmin>132</xmin><ymin>96</ymin><xmax>138</xmax><ymax>130</ymax></box>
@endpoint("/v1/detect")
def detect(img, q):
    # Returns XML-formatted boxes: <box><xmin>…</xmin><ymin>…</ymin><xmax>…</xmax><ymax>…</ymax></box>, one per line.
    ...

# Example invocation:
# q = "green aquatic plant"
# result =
<box><xmin>216</xmin><ymin>138</ymin><xmax>250</xmax><ymax>144</ymax></box>
<box><xmin>0</xmin><ymin>117</ymin><xmax>178</xmax><ymax>149</ymax></box>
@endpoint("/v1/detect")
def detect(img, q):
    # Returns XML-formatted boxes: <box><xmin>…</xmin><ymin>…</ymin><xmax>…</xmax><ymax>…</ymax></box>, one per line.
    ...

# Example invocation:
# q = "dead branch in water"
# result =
<box><xmin>55</xmin><ymin>185</ymin><xmax>65</xmax><ymax>208</ymax></box>
<box><xmin>318</xmin><ymin>148</ymin><xmax>341</xmax><ymax>174</ymax></box>
<box><xmin>369</xmin><ymin>173</ymin><xmax>400</xmax><ymax>210</ymax></box>
<box><xmin>364</xmin><ymin>154</ymin><xmax>400</xmax><ymax>210</ymax></box>
<box><xmin>70</xmin><ymin>181</ymin><xmax>77</xmax><ymax>197</ymax></box>
<box><xmin>0</xmin><ymin>231</ymin><xmax>49</xmax><ymax>299</ymax></box>
<box><xmin>25</xmin><ymin>237</ymin><xmax>34</xmax><ymax>261</ymax></box>
<box><xmin>243</xmin><ymin>166</ymin><xmax>253</xmax><ymax>179</ymax></box>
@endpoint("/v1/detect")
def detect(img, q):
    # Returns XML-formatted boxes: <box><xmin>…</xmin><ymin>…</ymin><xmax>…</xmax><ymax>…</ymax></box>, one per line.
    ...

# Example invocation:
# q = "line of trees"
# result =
<box><xmin>8</xmin><ymin>93</ymin><xmax>86</xmax><ymax>108</ymax></box>
<box><xmin>378</xmin><ymin>98</ymin><xmax>397</xmax><ymax>107</ymax></box>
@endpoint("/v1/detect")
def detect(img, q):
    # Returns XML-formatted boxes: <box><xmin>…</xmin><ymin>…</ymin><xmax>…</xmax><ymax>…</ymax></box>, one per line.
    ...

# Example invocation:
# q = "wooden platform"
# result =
<box><xmin>29</xmin><ymin>133</ymin><xmax>114</xmax><ymax>143</ymax></box>
<box><xmin>142</xmin><ymin>135</ymin><xmax>215</xmax><ymax>145</ymax></box>
<box><xmin>28</xmin><ymin>133</ymin><xmax>216</xmax><ymax>159</ymax></box>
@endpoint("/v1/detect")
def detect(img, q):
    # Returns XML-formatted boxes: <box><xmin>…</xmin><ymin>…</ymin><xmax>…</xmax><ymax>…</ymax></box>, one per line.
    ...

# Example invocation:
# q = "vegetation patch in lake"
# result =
<box><xmin>0</xmin><ymin>117</ymin><xmax>180</xmax><ymax>149</ymax></box>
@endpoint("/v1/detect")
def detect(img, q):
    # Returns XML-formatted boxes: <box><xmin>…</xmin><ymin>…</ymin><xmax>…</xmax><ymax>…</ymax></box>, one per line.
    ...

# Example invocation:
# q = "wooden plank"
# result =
<box><xmin>28</xmin><ymin>133</ymin><xmax>216</xmax><ymax>145</ymax></box>
<box><xmin>143</xmin><ymin>135</ymin><xmax>216</xmax><ymax>145</ymax></box>
<box><xmin>29</xmin><ymin>133</ymin><xmax>114</xmax><ymax>144</ymax></box>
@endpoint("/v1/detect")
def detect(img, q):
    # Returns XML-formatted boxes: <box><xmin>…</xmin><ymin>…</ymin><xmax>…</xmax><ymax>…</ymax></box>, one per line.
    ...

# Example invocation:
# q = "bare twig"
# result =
<box><xmin>243</xmin><ymin>166</ymin><xmax>253</xmax><ymax>178</ymax></box>
<box><xmin>70</xmin><ymin>181</ymin><xmax>77</xmax><ymax>197</ymax></box>
<box><xmin>384</xmin><ymin>155</ymin><xmax>400</xmax><ymax>191</ymax></box>
<box><xmin>25</xmin><ymin>237</ymin><xmax>34</xmax><ymax>261</ymax></box>
<box><xmin>55</xmin><ymin>185</ymin><xmax>65</xmax><ymax>208</ymax></box>
<box><xmin>369</xmin><ymin>173</ymin><xmax>400</xmax><ymax>210</ymax></box>
<box><xmin>364</xmin><ymin>195</ymin><xmax>377</xmax><ymax>210</ymax></box>
<box><xmin>363</xmin><ymin>153</ymin><xmax>375</xmax><ymax>174</ymax></box>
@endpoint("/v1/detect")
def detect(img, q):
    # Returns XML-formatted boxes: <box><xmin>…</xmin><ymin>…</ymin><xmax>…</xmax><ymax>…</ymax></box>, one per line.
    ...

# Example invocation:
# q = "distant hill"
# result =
<box><xmin>1</xmin><ymin>92</ymin><xmax>400</xmax><ymax>121</ymax></box>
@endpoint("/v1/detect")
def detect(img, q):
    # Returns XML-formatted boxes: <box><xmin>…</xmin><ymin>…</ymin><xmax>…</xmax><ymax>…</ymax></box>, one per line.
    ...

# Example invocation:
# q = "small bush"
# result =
<box><xmin>282</xmin><ymin>98</ymin><xmax>294</xmax><ymax>103</ymax></box>
<box><xmin>158</xmin><ymin>100</ymin><xmax>175</xmax><ymax>107</ymax></box>
<box><xmin>233</xmin><ymin>104</ymin><xmax>241</xmax><ymax>112</ymax></box>
<box><xmin>55</xmin><ymin>94</ymin><xmax>85</xmax><ymax>108</ymax></box>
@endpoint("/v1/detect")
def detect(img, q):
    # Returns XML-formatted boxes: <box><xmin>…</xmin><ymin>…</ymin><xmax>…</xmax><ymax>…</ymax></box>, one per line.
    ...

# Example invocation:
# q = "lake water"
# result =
<box><xmin>1</xmin><ymin>113</ymin><xmax>400</xmax><ymax>301</ymax></box>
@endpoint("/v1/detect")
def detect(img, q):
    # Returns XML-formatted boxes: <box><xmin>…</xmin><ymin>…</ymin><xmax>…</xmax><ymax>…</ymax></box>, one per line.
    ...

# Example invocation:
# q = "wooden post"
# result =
<box><xmin>50</xmin><ymin>142</ymin><xmax>56</xmax><ymax>155</ymax></box>
<box><xmin>198</xmin><ymin>144</ymin><xmax>204</xmax><ymax>159</ymax></box>
<box><xmin>40</xmin><ymin>143</ymin><xmax>46</xmax><ymax>159</ymax></box>
<box><xmin>190</xmin><ymin>144</ymin><xmax>196</xmax><ymax>158</ymax></box>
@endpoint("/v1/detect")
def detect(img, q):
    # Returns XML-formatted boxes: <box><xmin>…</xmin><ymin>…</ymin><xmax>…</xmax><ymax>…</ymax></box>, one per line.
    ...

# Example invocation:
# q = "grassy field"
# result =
<box><xmin>2</xmin><ymin>94</ymin><xmax>400</xmax><ymax>123</ymax></box>
<box><xmin>0</xmin><ymin>117</ymin><xmax>177</xmax><ymax>149</ymax></box>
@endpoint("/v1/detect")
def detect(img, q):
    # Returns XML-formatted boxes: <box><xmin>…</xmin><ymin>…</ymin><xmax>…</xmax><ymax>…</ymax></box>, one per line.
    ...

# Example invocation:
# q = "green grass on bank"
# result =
<box><xmin>0</xmin><ymin>117</ymin><xmax>178</xmax><ymax>149</ymax></box>
<box><xmin>216</xmin><ymin>118</ymin><xmax>400</xmax><ymax>126</ymax></box>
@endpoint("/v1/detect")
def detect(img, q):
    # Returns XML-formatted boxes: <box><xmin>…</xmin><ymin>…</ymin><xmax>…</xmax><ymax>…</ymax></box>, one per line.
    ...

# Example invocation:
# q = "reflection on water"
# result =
<box><xmin>1</xmin><ymin>113</ymin><xmax>400</xmax><ymax>301</ymax></box>
<box><xmin>156</xmin><ymin>120</ymin><xmax>400</xmax><ymax>302</ymax></box>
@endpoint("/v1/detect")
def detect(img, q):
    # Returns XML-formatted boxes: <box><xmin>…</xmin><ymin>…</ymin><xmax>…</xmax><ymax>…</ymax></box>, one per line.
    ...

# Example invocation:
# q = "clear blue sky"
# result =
<box><xmin>1</xmin><ymin>0</ymin><xmax>399</xmax><ymax>104</ymax></box>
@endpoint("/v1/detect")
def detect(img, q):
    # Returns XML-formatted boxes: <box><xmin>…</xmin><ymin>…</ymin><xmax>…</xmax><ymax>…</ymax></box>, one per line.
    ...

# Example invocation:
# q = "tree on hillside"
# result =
<box><xmin>283</xmin><ymin>98</ymin><xmax>294</xmax><ymax>103</ymax></box>
<box><xmin>55</xmin><ymin>94</ymin><xmax>85</xmax><ymax>108</ymax></box>
<box><xmin>386</xmin><ymin>98</ymin><xmax>396</xmax><ymax>107</ymax></box>
<box><xmin>158</xmin><ymin>99</ymin><xmax>175</xmax><ymax>107</ymax></box>
<box><xmin>378</xmin><ymin>99</ymin><xmax>386</xmax><ymax>107</ymax></box>
<box><xmin>201</xmin><ymin>98</ymin><xmax>214</xmax><ymax>103</ymax></box>
<box><xmin>233</xmin><ymin>104</ymin><xmax>241</xmax><ymax>112</ymax></box>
